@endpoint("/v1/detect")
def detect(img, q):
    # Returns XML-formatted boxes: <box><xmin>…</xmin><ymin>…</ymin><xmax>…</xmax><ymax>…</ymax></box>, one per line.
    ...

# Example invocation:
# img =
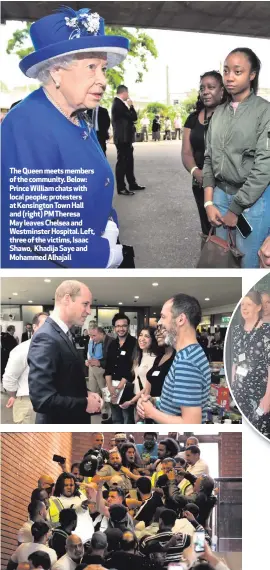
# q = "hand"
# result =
<box><xmin>259</xmin><ymin>236</ymin><xmax>270</xmax><ymax>267</ymax></box>
<box><xmin>136</xmin><ymin>395</ymin><xmax>151</xmax><ymax>419</ymax></box>
<box><xmin>58</xmin><ymin>461</ymin><xmax>67</xmax><ymax>472</ymax></box>
<box><xmin>6</xmin><ymin>397</ymin><xmax>15</xmax><ymax>408</ymax></box>
<box><xmin>259</xmin><ymin>396</ymin><xmax>270</xmax><ymax>414</ymax></box>
<box><xmin>121</xmin><ymin>466</ymin><xmax>132</xmax><ymax>476</ymax></box>
<box><xmin>86</xmin><ymin>393</ymin><xmax>103</xmax><ymax>414</ymax></box>
<box><xmin>167</xmin><ymin>469</ymin><xmax>176</xmax><ymax>481</ymax></box>
<box><xmin>222</xmin><ymin>210</ymin><xmax>238</xmax><ymax>227</ymax></box>
<box><xmin>120</xmin><ymin>400</ymin><xmax>132</xmax><ymax>409</ymax></box>
<box><xmin>139</xmin><ymin>398</ymin><xmax>155</xmax><ymax>419</ymax></box>
<box><xmin>205</xmin><ymin>205</ymin><xmax>223</xmax><ymax>226</ymax></box>
<box><xmin>198</xmin><ymin>540</ymin><xmax>217</xmax><ymax>563</ymax></box>
<box><xmin>127</xmin><ymin>98</ymin><xmax>133</xmax><ymax>106</ymax></box>
<box><xmin>85</xmin><ymin>359</ymin><xmax>90</xmax><ymax>367</ymax></box>
<box><xmin>183</xmin><ymin>510</ymin><xmax>196</xmax><ymax>521</ymax></box>
<box><xmin>193</xmin><ymin>168</ymin><xmax>203</xmax><ymax>185</ymax></box>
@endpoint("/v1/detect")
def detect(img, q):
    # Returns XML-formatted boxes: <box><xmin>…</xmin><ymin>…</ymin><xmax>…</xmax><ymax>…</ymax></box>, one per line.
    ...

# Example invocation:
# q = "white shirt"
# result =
<box><xmin>115</xmin><ymin>95</ymin><xmax>130</xmax><ymax>108</ymax></box>
<box><xmin>141</xmin><ymin>118</ymin><xmax>150</xmax><ymax>127</ymax></box>
<box><xmin>187</xmin><ymin>458</ymin><xmax>209</xmax><ymax>476</ymax></box>
<box><xmin>2</xmin><ymin>339</ymin><xmax>31</xmax><ymax>396</ymax></box>
<box><xmin>52</xmin><ymin>553</ymin><xmax>77</xmax><ymax>570</ymax></box>
<box><xmin>50</xmin><ymin>494</ymin><xmax>93</xmax><ymax>543</ymax></box>
<box><xmin>17</xmin><ymin>520</ymin><xmax>33</xmax><ymax>543</ymax></box>
<box><xmin>11</xmin><ymin>542</ymin><xmax>57</xmax><ymax>567</ymax></box>
<box><xmin>164</xmin><ymin>119</ymin><xmax>172</xmax><ymax>129</ymax></box>
<box><xmin>49</xmin><ymin>312</ymin><xmax>69</xmax><ymax>334</ymax></box>
<box><xmin>174</xmin><ymin>118</ymin><xmax>182</xmax><ymax>128</ymax></box>
<box><xmin>134</xmin><ymin>353</ymin><xmax>156</xmax><ymax>395</ymax></box>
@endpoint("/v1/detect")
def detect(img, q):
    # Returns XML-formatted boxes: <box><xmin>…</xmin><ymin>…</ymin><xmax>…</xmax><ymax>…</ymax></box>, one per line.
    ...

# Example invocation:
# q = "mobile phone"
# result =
<box><xmin>194</xmin><ymin>530</ymin><xmax>205</xmax><ymax>553</ymax></box>
<box><xmin>236</xmin><ymin>214</ymin><xmax>252</xmax><ymax>238</ymax></box>
<box><xmin>52</xmin><ymin>454</ymin><xmax>66</xmax><ymax>465</ymax></box>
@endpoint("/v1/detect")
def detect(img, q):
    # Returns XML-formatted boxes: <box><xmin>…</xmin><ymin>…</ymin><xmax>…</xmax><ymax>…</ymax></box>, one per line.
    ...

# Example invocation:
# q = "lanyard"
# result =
<box><xmin>241</xmin><ymin>318</ymin><xmax>261</xmax><ymax>355</ymax></box>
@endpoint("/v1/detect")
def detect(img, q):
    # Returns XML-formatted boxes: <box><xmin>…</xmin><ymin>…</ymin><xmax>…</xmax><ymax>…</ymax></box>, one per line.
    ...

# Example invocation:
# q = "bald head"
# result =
<box><xmin>54</xmin><ymin>280</ymin><xmax>92</xmax><ymax>328</ymax></box>
<box><xmin>66</xmin><ymin>534</ymin><xmax>84</xmax><ymax>560</ymax></box>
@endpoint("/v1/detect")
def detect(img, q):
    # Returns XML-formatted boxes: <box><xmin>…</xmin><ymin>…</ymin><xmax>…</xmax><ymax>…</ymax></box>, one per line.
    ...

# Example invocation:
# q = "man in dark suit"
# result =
<box><xmin>21</xmin><ymin>323</ymin><xmax>32</xmax><ymax>342</ymax></box>
<box><xmin>87</xmin><ymin>106</ymin><xmax>111</xmax><ymax>155</ymax></box>
<box><xmin>28</xmin><ymin>280</ymin><xmax>103</xmax><ymax>424</ymax></box>
<box><xmin>111</xmin><ymin>84</ymin><xmax>145</xmax><ymax>196</ymax></box>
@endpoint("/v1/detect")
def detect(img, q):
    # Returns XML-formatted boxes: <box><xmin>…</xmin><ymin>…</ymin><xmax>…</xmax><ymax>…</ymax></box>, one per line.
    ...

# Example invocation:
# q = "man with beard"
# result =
<box><xmin>93</xmin><ymin>449</ymin><xmax>132</xmax><ymax>493</ymax></box>
<box><xmin>83</xmin><ymin>432</ymin><xmax>109</xmax><ymax>468</ymax></box>
<box><xmin>52</xmin><ymin>534</ymin><xmax>84</xmax><ymax>570</ymax></box>
<box><xmin>137</xmin><ymin>433</ymin><xmax>158</xmax><ymax>463</ymax></box>
<box><xmin>137</xmin><ymin>294</ymin><xmax>211</xmax><ymax>424</ymax></box>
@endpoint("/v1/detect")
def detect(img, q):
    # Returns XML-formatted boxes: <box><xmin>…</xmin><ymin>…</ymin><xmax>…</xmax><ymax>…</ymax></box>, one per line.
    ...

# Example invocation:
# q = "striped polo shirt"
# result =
<box><xmin>159</xmin><ymin>343</ymin><xmax>211</xmax><ymax>422</ymax></box>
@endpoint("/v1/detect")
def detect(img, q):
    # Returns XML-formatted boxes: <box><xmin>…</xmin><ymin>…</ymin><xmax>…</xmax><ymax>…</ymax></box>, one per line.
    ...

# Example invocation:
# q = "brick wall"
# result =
<box><xmin>219</xmin><ymin>432</ymin><xmax>242</xmax><ymax>477</ymax></box>
<box><xmin>1</xmin><ymin>433</ymin><xmax>72</xmax><ymax>568</ymax></box>
<box><xmin>72</xmin><ymin>432</ymin><xmax>145</xmax><ymax>462</ymax></box>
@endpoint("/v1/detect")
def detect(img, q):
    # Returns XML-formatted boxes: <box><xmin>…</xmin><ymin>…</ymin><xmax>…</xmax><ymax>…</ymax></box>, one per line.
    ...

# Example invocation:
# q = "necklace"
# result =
<box><xmin>43</xmin><ymin>88</ymin><xmax>80</xmax><ymax>126</ymax></box>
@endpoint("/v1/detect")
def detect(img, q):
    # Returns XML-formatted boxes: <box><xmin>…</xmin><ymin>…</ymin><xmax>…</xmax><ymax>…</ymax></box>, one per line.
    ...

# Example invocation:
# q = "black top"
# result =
<box><xmin>49</xmin><ymin>527</ymin><xmax>70</xmax><ymax>559</ymax></box>
<box><xmin>83</xmin><ymin>554</ymin><xmax>106</xmax><ymax>565</ymax></box>
<box><xmin>133</xmin><ymin>491</ymin><xmax>163</xmax><ymax>526</ymax></box>
<box><xmin>111</xmin><ymin>97</ymin><xmax>137</xmax><ymax>144</ymax></box>
<box><xmin>184</xmin><ymin>111</ymin><xmax>205</xmax><ymax>170</ymax></box>
<box><xmin>146</xmin><ymin>351</ymin><xmax>176</xmax><ymax>397</ymax></box>
<box><xmin>152</xmin><ymin>118</ymin><xmax>161</xmax><ymax>132</ymax></box>
<box><xmin>105</xmin><ymin>334</ymin><xmax>136</xmax><ymax>382</ymax></box>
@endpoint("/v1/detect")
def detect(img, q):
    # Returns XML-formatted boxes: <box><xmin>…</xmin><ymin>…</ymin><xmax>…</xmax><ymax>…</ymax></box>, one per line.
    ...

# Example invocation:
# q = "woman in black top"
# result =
<box><xmin>182</xmin><ymin>71</ymin><xmax>226</xmax><ymax>235</ymax></box>
<box><xmin>231</xmin><ymin>290</ymin><xmax>270</xmax><ymax>438</ymax></box>
<box><xmin>145</xmin><ymin>327</ymin><xmax>175</xmax><ymax>399</ymax></box>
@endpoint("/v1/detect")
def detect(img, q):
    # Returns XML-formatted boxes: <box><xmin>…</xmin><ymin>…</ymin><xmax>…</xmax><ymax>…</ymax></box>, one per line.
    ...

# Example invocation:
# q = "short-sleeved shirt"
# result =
<box><xmin>11</xmin><ymin>542</ymin><xmax>57</xmax><ymax>567</ymax></box>
<box><xmin>159</xmin><ymin>344</ymin><xmax>211</xmax><ymax>422</ymax></box>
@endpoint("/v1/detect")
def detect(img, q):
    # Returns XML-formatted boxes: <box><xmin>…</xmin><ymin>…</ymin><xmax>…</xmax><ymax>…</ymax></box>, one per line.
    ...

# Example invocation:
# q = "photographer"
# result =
<box><xmin>167</xmin><ymin>469</ymin><xmax>217</xmax><ymax>528</ymax></box>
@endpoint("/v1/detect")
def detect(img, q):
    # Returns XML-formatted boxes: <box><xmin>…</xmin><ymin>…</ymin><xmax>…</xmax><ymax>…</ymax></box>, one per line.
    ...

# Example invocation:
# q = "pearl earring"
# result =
<box><xmin>55</xmin><ymin>82</ymin><xmax>60</xmax><ymax>89</ymax></box>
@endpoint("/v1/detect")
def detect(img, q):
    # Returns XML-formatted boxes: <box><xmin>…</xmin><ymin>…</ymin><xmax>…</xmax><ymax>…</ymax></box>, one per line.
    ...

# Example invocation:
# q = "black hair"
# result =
<box><xmin>159</xmin><ymin>508</ymin><xmax>177</xmax><ymax>527</ymax></box>
<box><xmin>185</xmin><ymin>503</ymin><xmax>200</xmax><ymax>518</ymax></box>
<box><xmin>28</xmin><ymin>551</ymin><xmax>51</xmax><ymax>570</ymax></box>
<box><xmin>28</xmin><ymin>500</ymin><xmax>45</xmax><ymax>520</ymax></box>
<box><xmin>59</xmin><ymin>508</ymin><xmax>77</xmax><ymax>527</ymax></box>
<box><xmin>120</xmin><ymin>442</ymin><xmax>140</xmax><ymax>469</ymax></box>
<box><xmin>74</xmin><ymin>565</ymin><xmax>88</xmax><ymax>570</ymax></box>
<box><xmin>171</xmin><ymin>294</ymin><xmax>202</xmax><ymax>329</ymax></box>
<box><xmin>195</xmin><ymin>70</ymin><xmax>227</xmax><ymax>113</ymax></box>
<box><xmin>120</xmin><ymin>530</ymin><xmax>138</xmax><ymax>552</ymax></box>
<box><xmin>153</xmin><ymin>506</ymin><xmax>167</xmax><ymax>523</ymax></box>
<box><xmin>159</xmin><ymin>438</ymin><xmax>180</xmax><ymax>457</ymax></box>
<box><xmin>6</xmin><ymin>325</ymin><xmax>15</xmax><ymax>332</ymax></box>
<box><xmin>25</xmin><ymin>322</ymin><xmax>32</xmax><ymax>327</ymax></box>
<box><xmin>186</xmin><ymin>444</ymin><xmax>200</xmax><ymax>455</ymax></box>
<box><xmin>117</xmin><ymin>85</ymin><xmax>128</xmax><ymax>94</ymax></box>
<box><xmin>135</xmin><ymin>326</ymin><xmax>160</xmax><ymax>365</ymax></box>
<box><xmin>31</xmin><ymin>488</ymin><xmax>47</xmax><ymax>503</ymax></box>
<box><xmin>32</xmin><ymin>312</ymin><xmax>48</xmax><ymax>327</ymax></box>
<box><xmin>54</xmin><ymin>472</ymin><xmax>80</xmax><ymax>497</ymax></box>
<box><xmin>175</xmin><ymin>457</ymin><xmax>187</xmax><ymax>468</ymax></box>
<box><xmin>31</xmin><ymin>521</ymin><xmax>50</xmax><ymax>542</ymax></box>
<box><xmin>109</xmin><ymin>486</ymin><xmax>125</xmax><ymax>499</ymax></box>
<box><xmin>112</xmin><ymin>313</ymin><xmax>130</xmax><ymax>326</ymax></box>
<box><xmin>71</xmin><ymin>463</ymin><xmax>80</xmax><ymax>472</ymax></box>
<box><xmin>104</xmin><ymin>528</ymin><xmax>123</xmax><ymax>552</ymax></box>
<box><xmin>136</xmin><ymin>476</ymin><xmax>152</xmax><ymax>494</ymax></box>
<box><xmin>228</xmin><ymin>47</ymin><xmax>261</xmax><ymax>94</ymax></box>
<box><xmin>200</xmin><ymin>475</ymin><xmax>215</xmax><ymax>496</ymax></box>
<box><xmin>144</xmin><ymin>432</ymin><xmax>158</xmax><ymax>439</ymax></box>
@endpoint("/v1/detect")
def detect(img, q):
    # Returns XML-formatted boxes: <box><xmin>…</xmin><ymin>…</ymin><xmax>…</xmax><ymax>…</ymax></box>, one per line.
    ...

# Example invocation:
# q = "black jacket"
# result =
<box><xmin>21</xmin><ymin>331</ymin><xmax>32</xmax><ymax>342</ymax></box>
<box><xmin>28</xmin><ymin>317</ymin><xmax>88</xmax><ymax>424</ymax></box>
<box><xmin>111</xmin><ymin>97</ymin><xmax>137</xmax><ymax>144</ymax></box>
<box><xmin>87</xmin><ymin>106</ymin><xmax>111</xmax><ymax>145</ymax></box>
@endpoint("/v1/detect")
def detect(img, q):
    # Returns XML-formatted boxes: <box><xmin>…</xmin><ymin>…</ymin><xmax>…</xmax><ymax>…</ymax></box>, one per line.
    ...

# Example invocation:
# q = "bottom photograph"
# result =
<box><xmin>1</xmin><ymin>431</ymin><xmax>242</xmax><ymax>570</ymax></box>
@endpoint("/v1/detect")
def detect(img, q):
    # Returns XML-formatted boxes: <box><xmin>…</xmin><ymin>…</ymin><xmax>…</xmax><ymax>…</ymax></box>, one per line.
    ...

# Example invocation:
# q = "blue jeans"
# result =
<box><xmin>214</xmin><ymin>185</ymin><xmax>270</xmax><ymax>268</ymax></box>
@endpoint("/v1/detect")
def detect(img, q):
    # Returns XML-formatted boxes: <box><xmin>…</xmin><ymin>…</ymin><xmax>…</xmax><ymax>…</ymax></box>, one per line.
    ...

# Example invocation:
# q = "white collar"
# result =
<box><xmin>115</xmin><ymin>95</ymin><xmax>129</xmax><ymax>108</ymax></box>
<box><xmin>49</xmin><ymin>311</ymin><xmax>69</xmax><ymax>334</ymax></box>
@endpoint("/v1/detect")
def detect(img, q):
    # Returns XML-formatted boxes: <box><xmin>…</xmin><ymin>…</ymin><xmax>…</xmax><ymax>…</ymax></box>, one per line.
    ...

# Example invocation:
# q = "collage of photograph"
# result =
<box><xmin>1</xmin><ymin>2</ymin><xmax>270</xmax><ymax>570</ymax></box>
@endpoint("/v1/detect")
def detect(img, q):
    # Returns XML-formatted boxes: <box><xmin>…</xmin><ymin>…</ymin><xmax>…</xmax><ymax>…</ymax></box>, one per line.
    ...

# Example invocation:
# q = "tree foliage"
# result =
<box><xmin>6</xmin><ymin>23</ymin><xmax>158</xmax><ymax>99</ymax></box>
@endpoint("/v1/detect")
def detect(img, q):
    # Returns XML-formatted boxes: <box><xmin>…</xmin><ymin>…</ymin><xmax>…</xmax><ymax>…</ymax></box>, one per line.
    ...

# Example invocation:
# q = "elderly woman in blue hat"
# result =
<box><xmin>2</xmin><ymin>7</ymin><xmax>129</xmax><ymax>268</ymax></box>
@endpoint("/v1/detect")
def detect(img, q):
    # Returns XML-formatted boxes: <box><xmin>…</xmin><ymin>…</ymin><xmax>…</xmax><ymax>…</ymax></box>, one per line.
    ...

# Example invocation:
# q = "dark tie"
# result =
<box><xmin>66</xmin><ymin>330</ymin><xmax>75</xmax><ymax>347</ymax></box>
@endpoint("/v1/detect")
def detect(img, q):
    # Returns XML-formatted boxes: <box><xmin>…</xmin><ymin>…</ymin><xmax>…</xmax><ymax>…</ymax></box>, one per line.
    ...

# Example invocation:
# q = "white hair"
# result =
<box><xmin>28</xmin><ymin>51</ymin><xmax>107</xmax><ymax>83</ymax></box>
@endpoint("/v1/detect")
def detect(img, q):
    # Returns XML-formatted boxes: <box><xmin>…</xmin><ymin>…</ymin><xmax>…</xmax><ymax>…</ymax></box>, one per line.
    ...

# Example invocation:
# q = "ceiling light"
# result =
<box><xmin>118</xmin><ymin>302</ymin><xmax>123</xmax><ymax>305</ymax></box>
<box><xmin>205</xmin><ymin>297</ymin><xmax>210</xmax><ymax>301</ymax></box>
<box><xmin>152</xmin><ymin>282</ymin><xmax>159</xmax><ymax>287</ymax></box>
<box><xmin>134</xmin><ymin>296</ymin><xmax>139</xmax><ymax>299</ymax></box>
<box><xmin>28</xmin><ymin>300</ymin><xmax>33</xmax><ymax>303</ymax></box>
<box><xmin>12</xmin><ymin>292</ymin><xmax>18</xmax><ymax>296</ymax></box>
<box><xmin>104</xmin><ymin>304</ymin><xmax>108</xmax><ymax>307</ymax></box>
<box><xmin>44</xmin><ymin>279</ymin><xmax>51</xmax><ymax>283</ymax></box>
<box><xmin>153</xmin><ymin>312</ymin><xmax>156</xmax><ymax>315</ymax></box>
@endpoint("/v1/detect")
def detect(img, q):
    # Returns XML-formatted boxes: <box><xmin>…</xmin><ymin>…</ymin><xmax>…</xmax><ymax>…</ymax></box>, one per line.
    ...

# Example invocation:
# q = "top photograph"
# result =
<box><xmin>1</xmin><ymin>1</ymin><xmax>270</xmax><ymax>269</ymax></box>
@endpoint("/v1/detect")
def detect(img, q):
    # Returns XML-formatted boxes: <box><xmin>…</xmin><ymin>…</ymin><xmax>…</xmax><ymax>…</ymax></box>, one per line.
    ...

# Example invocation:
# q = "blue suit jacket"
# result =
<box><xmin>28</xmin><ymin>317</ymin><xmax>88</xmax><ymax>424</ymax></box>
<box><xmin>2</xmin><ymin>88</ymin><xmax>118</xmax><ymax>268</ymax></box>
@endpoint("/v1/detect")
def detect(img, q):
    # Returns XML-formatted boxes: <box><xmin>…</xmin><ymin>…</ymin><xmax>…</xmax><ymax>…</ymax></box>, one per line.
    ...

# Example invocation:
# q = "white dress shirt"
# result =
<box><xmin>49</xmin><ymin>312</ymin><xmax>69</xmax><ymax>334</ymax></box>
<box><xmin>187</xmin><ymin>458</ymin><xmax>209</xmax><ymax>476</ymax></box>
<box><xmin>2</xmin><ymin>339</ymin><xmax>31</xmax><ymax>396</ymax></box>
<box><xmin>52</xmin><ymin>553</ymin><xmax>77</xmax><ymax>570</ymax></box>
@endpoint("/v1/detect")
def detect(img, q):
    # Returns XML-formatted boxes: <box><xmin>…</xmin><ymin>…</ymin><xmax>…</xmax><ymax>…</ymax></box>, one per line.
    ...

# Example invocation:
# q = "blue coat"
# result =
<box><xmin>1</xmin><ymin>88</ymin><xmax>118</xmax><ymax>268</ymax></box>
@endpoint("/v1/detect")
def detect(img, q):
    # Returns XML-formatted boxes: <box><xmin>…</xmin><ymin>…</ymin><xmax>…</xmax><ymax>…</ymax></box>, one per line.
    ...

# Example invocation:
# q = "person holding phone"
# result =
<box><xmin>203</xmin><ymin>47</ymin><xmax>270</xmax><ymax>268</ymax></box>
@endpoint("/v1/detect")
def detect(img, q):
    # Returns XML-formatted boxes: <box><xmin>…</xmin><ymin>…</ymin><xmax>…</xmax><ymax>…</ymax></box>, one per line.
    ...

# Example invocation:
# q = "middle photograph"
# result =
<box><xmin>1</xmin><ymin>276</ymin><xmax>242</xmax><ymax>425</ymax></box>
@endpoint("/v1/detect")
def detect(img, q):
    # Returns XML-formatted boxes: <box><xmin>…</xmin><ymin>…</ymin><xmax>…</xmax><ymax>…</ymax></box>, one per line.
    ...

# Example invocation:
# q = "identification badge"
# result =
<box><xmin>152</xmin><ymin>371</ymin><xmax>160</xmax><ymax>376</ymax></box>
<box><xmin>238</xmin><ymin>353</ymin><xmax>245</xmax><ymax>362</ymax></box>
<box><xmin>236</xmin><ymin>366</ymin><xmax>248</xmax><ymax>377</ymax></box>
<box><xmin>112</xmin><ymin>380</ymin><xmax>120</xmax><ymax>387</ymax></box>
<box><xmin>120</xmin><ymin>351</ymin><xmax>126</xmax><ymax>355</ymax></box>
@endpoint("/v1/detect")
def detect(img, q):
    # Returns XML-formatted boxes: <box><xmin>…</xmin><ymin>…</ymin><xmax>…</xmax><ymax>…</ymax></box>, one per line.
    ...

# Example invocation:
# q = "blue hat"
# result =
<box><xmin>20</xmin><ymin>7</ymin><xmax>129</xmax><ymax>77</ymax></box>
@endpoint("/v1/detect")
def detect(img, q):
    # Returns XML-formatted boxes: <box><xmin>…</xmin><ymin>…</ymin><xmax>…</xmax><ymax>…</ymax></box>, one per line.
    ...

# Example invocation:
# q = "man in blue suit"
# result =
<box><xmin>28</xmin><ymin>280</ymin><xmax>103</xmax><ymax>424</ymax></box>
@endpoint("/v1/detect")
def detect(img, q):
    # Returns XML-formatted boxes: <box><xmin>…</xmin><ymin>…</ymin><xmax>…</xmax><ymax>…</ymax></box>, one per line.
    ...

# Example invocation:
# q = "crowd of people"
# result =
<box><xmin>2</xmin><ymin>4</ymin><xmax>269</xmax><ymax>268</ymax></box>
<box><xmin>2</xmin><ymin>279</ymin><xmax>216</xmax><ymax>425</ymax></box>
<box><xmin>5</xmin><ymin>432</ymin><xmax>232</xmax><ymax>570</ymax></box>
<box><xmin>227</xmin><ymin>288</ymin><xmax>270</xmax><ymax>438</ymax></box>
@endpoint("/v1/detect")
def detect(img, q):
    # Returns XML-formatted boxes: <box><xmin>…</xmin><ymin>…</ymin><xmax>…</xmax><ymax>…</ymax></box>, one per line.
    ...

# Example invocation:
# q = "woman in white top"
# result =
<box><xmin>120</xmin><ymin>327</ymin><xmax>159</xmax><ymax>421</ymax></box>
<box><xmin>9</xmin><ymin>521</ymin><xmax>57</xmax><ymax>568</ymax></box>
